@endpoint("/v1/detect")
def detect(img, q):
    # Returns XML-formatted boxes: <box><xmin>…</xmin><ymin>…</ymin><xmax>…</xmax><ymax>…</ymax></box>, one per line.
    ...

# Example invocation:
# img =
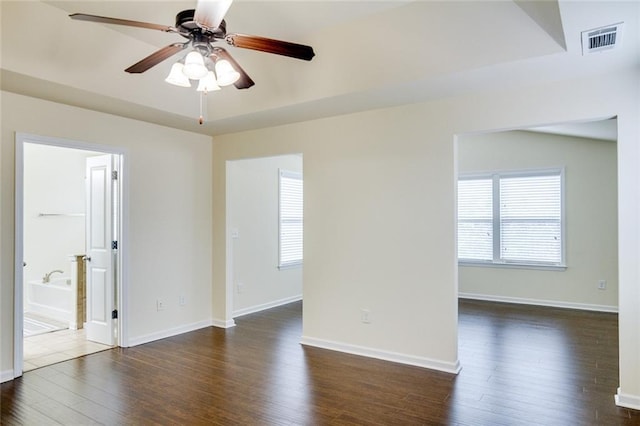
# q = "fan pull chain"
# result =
<box><xmin>198</xmin><ymin>91</ymin><xmax>204</xmax><ymax>125</ymax></box>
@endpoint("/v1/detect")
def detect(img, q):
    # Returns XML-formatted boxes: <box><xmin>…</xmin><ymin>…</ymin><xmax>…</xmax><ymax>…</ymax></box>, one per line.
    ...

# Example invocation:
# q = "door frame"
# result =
<box><xmin>14</xmin><ymin>133</ymin><xmax>129</xmax><ymax>378</ymax></box>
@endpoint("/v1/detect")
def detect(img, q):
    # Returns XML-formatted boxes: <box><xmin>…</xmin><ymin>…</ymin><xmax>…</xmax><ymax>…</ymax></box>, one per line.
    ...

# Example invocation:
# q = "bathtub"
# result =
<box><xmin>26</xmin><ymin>277</ymin><xmax>77</xmax><ymax>329</ymax></box>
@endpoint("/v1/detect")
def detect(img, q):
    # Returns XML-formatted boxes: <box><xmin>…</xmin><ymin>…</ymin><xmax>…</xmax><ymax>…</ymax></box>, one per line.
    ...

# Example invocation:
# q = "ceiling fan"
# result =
<box><xmin>69</xmin><ymin>0</ymin><xmax>315</xmax><ymax>120</ymax></box>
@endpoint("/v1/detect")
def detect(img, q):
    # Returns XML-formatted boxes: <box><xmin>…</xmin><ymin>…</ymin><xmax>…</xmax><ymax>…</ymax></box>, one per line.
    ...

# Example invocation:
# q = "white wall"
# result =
<box><xmin>211</xmin><ymin>70</ymin><xmax>639</xmax><ymax>401</ymax></box>
<box><xmin>23</xmin><ymin>144</ymin><xmax>102</xmax><ymax>306</ymax></box>
<box><xmin>227</xmin><ymin>155</ymin><xmax>303</xmax><ymax>316</ymax></box>
<box><xmin>1</xmin><ymin>91</ymin><xmax>213</xmax><ymax>379</ymax></box>
<box><xmin>458</xmin><ymin>130</ymin><xmax>618</xmax><ymax>311</ymax></box>
<box><xmin>214</xmin><ymin>98</ymin><xmax>462</xmax><ymax>373</ymax></box>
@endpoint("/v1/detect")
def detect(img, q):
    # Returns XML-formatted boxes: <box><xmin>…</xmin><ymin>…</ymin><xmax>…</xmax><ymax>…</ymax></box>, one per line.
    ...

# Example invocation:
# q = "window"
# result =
<box><xmin>458</xmin><ymin>178</ymin><xmax>493</xmax><ymax>261</ymax></box>
<box><xmin>457</xmin><ymin>170</ymin><xmax>564</xmax><ymax>268</ymax></box>
<box><xmin>279</xmin><ymin>169</ymin><xmax>303</xmax><ymax>268</ymax></box>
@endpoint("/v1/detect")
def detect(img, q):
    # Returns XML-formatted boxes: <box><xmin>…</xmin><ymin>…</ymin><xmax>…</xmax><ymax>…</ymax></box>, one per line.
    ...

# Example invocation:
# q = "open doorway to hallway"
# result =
<box><xmin>16</xmin><ymin>134</ymin><xmax>126</xmax><ymax>375</ymax></box>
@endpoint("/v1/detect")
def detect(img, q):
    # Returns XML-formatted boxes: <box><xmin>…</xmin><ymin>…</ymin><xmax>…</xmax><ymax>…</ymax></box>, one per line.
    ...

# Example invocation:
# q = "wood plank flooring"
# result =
<box><xmin>2</xmin><ymin>300</ymin><xmax>639</xmax><ymax>425</ymax></box>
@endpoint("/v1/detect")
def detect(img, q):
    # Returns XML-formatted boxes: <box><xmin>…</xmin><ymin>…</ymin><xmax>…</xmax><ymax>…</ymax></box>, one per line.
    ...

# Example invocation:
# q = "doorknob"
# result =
<box><xmin>83</xmin><ymin>255</ymin><xmax>92</xmax><ymax>262</ymax></box>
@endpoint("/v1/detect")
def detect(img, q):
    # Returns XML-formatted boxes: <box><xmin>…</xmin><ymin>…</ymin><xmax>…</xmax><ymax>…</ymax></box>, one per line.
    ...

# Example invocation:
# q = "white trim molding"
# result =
<box><xmin>615</xmin><ymin>388</ymin><xmax>640</xmax><ymax>410</ymax></box>
<box><xmin>1</xmin><ymin>370</ymin><xmax>15</xmax><ymax>383</ymax></box>
<box><xmin>300</xmin><ymin>336</ymin><xmax>461</xmax><ymax>375</ymax></box>
<box><xmin>212</xmin><ymin>318</ymin><xmax>236</xmax><ymax>329</ymax></box>
<box><xmin>233</xmin><ymin>295</ymin><xmax>302</xmax><ymax>318</ymax></box>
<box><xmin>459</xmin><ymin>292</ymin><xmax>618</xmax><ymax>313</ymax></box>
<box><xmin>127</xmin><ymin>319</ymin><xmax>214</xmax><ymax>347</ymax></box>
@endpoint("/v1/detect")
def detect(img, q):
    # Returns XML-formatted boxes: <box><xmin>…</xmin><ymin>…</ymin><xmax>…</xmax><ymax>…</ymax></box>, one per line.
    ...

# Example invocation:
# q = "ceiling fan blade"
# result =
<box><xmin>125</xmin><ymin>43</ymin><xmax>187</xmax><ymax>74</ymax></box>
<box><xmin>69</xmin><ymin>13</ymin><xmax>176</xmax><ymax>32</ymax></box>
<box><xmin>195</xmin><ymin>0</ymin><xmax>233</xmax><ymax>30</ymax></box>
<box><xmin>212</xmin><ymin>48</ymin><xmax>255</xmax><ymax>89</ymax></box>
<box><xmin>226</xmin><ymin>34</ymin><xmax>315</xmax><ymax>61</ymax></box>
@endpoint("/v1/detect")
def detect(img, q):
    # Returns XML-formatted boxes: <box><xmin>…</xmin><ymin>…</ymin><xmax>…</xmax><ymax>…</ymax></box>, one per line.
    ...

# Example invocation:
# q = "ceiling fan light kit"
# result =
<box><xmin>69</xmin><ymin>0</ymin><xmax>315</xmax><ymax>124</ymax></box>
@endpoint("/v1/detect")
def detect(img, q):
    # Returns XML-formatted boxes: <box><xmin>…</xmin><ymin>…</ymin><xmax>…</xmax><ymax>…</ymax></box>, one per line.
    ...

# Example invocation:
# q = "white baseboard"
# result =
<box><xmin>211</xmin><ymin>318</ymin><xmax>236</xmax><ymax>329</ymax></box>
<box><xmin>1</xmin><ymin>369</ymin><xmax>15</xmax><ymax>383</ymax></box>
<box><xmin>615</xmin><ymin>388</ymin><xmax>640</xmax><ymax>410</ymax></box>
<box><xmin>127</xmin><ymin>319</ymin><xmax>214</xmax><ymax>347</ymax></box>
<box><xmin>300</xmin><ymin>336</ymin><xmax>461</xmax><ymax>374</ymax></box>
<box><xmin>459</xmin><ymin>292</ymin><xmax>618</xmax><ymax>313</ymax></box>
<box><xmin>233</xmin><ymin>295</ymin><xmax>302</xmax><ymax>318</ymax></box>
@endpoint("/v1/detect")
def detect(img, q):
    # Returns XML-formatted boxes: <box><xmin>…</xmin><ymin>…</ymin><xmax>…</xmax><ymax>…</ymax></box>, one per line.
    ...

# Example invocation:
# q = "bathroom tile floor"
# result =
<box><xmin>23</xmin><ymin>328</ymin><xmax>113</xmax><ymax>372</ymax></box>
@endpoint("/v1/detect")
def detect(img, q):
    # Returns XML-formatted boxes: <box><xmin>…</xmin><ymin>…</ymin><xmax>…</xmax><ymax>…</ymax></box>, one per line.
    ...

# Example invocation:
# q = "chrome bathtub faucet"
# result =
<box><xmin>43</xmin><ymin>270</ymin><xmax>64</xmax><ymax>283</ymax></box>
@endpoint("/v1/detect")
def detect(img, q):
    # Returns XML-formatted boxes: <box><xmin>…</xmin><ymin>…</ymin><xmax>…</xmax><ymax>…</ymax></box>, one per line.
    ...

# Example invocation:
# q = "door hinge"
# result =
<box><xmin>112</xmin><ymin>309</ymin><xmax>118</xmax><ymax>319</ymax></box>
<box><xmin>112</xmin><ymin>170</ymin><xmax>118</xmax><ymax>180</ymax></box>
<box><xmin>112</xmin><ymin>240</ymin><xmax>118</xmax><ymax>250</ymax></box>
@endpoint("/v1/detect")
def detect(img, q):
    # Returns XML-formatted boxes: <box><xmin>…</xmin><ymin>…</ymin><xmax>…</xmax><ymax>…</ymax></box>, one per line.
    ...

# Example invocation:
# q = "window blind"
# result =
<box><xmin>458</xmin><ymin>170</ymin><xmax>563</xmax><ymax>267</ymax></box>
<box><xmin>279</xmin><ymin>170</ymin><xmax>303</xmax><ymax>267</ymax></box>
<box><xmin>499</xmin><ymin>174</ymin><xmax>562</xmax><ymax>264</ymax></box>
<box><xmin>457</xmin><ymin>178</ymin><xmax>493</xmax><ymax>261</ymax></box>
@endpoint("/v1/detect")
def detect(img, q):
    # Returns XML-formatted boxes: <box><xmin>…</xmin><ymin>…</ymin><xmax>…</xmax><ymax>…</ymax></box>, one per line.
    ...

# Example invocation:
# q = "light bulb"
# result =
<box><xmin>182</xmin><ymin>51</ymin><xmax>208</xmax><ymax>80</ymax></box>
<box><xmin>197</xmin><ymin>71</ymin><xmax>221</xmax><ymax>92</ymax></box>
<box><xmin>165</xmin><ymin>63</ymin><xmax>191</xmax><ymax>87</ymax></box>
<box><xmin>214</xmin><ymin>59</ymin><xmax>240</xmax><ymax>86</ymax></box>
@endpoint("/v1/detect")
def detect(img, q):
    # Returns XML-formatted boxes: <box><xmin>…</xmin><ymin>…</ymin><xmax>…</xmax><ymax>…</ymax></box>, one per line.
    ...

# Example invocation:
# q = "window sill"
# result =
<box><xmin>278</xmin><ymin>263</ymin><xmax>303</xmax><ymax>270</ymax></box>
<box><xmin>458</xmin><ymin>261</ymin><xmax>566</xmax><ymax>271</ymax></box>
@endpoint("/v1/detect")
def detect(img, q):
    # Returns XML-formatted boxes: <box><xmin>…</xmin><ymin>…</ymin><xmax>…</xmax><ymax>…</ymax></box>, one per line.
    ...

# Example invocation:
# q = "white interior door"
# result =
<box><xmin>85</xmin><ymin>154</ymin><xmax>115</xmax><ymax>345</ymax></box>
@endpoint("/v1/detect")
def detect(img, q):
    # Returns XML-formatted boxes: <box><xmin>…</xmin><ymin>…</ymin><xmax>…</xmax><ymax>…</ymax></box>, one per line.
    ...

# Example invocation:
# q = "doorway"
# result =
<box><xmin>226</xmin><ymin>154</ymin><xmax>303</xmax><ymax>320</ymax></box>
<box><xmin>453</xmin><ymin>118</ymin><xmax>620</xmax><ymax>416</ymax></box>
<box><xmin>14</xmin><ymin>133</ymin><xmax>127</xmax><ymax>376</ymax></box>
<box><xmin>455</xmin><ymin>118</ymin><xmax>618</xmax><ymax>311</ymax></box>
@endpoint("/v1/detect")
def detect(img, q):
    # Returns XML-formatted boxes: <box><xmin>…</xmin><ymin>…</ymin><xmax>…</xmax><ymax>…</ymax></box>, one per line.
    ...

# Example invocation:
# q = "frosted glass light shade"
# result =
<box><xmin>197</xmin><ymin>71</ymin><xmax>221</xmax><ymax>92</ymax></box>
<box><xmin>165</xmin><ymin>63</ymin><xmax>191</xmax><ymax>87</ymax></box>
<box><xmin>183</xmin><ymin>51</ymin><xmax>208</xmax><ymax>80</ymax></box>
<box><xmin>214</xmin><ymin>59</ymin><xmax>240</xmax><ymax>86</ymax></box>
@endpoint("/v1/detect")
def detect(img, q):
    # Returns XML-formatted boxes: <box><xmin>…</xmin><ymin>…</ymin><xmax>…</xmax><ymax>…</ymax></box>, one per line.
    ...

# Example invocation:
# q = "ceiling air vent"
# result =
<box><xmin>581</xmin><ymin>22</ymin><xmax>623</xmax><ymax>55</ymax></box>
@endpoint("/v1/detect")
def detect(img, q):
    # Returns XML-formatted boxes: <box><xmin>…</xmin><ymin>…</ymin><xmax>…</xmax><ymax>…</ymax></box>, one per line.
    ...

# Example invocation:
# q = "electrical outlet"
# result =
<box><xmin>361</xmin><ymin>309</ymin><xmax>372</xmax><ymax>324</ymax></box>
<box><xmin>179</xmin><ymin>295</ymin><xmax>186</xmax><ymax>306</ymax></box>
<box><xmin>598</xmin><ymin>280</ymin><xmax>607</xmax><ymax>290</ymax></box>
<box><xmin>156</xmin><ymin>299</ymin><xmax>166</xmax><ymax>311</ymax></box>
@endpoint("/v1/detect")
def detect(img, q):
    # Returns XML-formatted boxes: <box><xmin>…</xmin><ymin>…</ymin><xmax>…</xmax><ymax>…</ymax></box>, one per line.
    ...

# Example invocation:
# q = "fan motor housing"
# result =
<box><xmin>176</xmin><ymin>9</ymin><xmax>226</xmax><ymax>40</ymax></box>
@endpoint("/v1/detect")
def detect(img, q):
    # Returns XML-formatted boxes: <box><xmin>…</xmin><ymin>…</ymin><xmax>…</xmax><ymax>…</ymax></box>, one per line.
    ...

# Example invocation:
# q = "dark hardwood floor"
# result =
<box><xmin>2</xmin><ymin>300</ymin><xmax>639</xmax><ymax>425</ymax></box>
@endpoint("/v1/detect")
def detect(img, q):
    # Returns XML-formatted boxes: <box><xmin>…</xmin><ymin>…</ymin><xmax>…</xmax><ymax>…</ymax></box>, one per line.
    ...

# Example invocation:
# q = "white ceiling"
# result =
<box><xmin>1</xmin><ymin>1</ymin><xmax>638</xmax><ymax>136</ymax></box>
<box><xmin>528</xmin><ymin>119</ymin><xmax>618</xmax><ymax>142</ymax></box>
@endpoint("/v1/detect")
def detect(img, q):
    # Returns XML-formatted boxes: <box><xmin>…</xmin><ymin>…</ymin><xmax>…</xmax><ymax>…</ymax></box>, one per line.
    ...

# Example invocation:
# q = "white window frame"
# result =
<box><xmin>458</xmin><ymin>168</ymin><xmax>566</xmax><ymax>270</ymax></box>
<box><xmin>278</xmin><ymin>169</ymin><xmax>303</xmax><ymax>269</ymax></box>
